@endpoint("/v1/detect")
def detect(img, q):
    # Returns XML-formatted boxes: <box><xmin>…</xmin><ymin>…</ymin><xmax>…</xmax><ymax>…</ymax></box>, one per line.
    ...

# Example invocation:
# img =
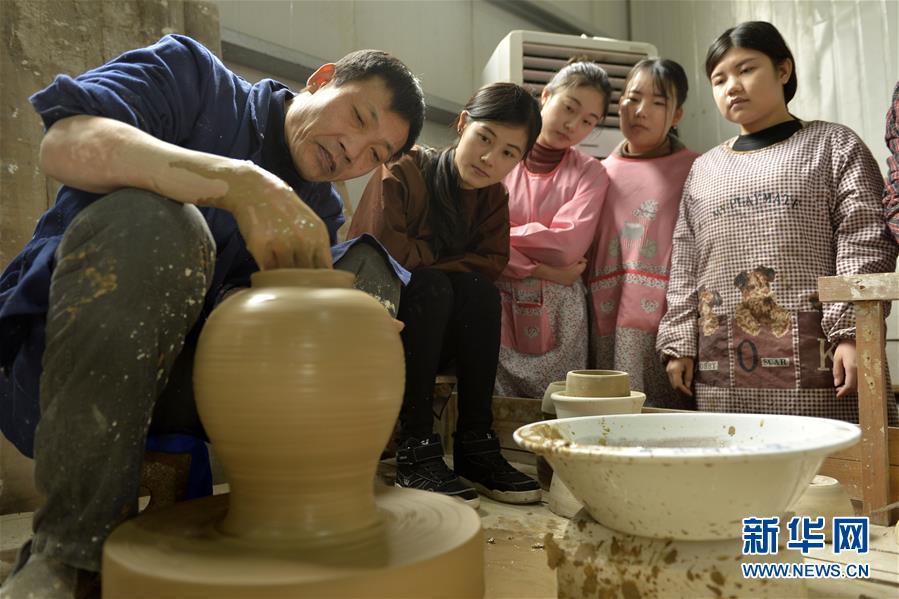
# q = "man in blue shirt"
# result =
<box><xmin>0</xmin><ymin>35</ymin><xmax>424</xmax><ymax>597</ymax></box>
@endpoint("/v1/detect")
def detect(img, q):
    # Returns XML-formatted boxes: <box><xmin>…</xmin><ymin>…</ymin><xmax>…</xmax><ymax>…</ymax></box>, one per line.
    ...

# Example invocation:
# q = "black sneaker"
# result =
<box><xmin>395</xmin><ymin>434</ymin><xmax>480</xmax><ymax>508</ymax></box>
<box><xmin>453</xmin><ymin>430</ymin><xmax>542</xmax><ymax>504</ymax></box>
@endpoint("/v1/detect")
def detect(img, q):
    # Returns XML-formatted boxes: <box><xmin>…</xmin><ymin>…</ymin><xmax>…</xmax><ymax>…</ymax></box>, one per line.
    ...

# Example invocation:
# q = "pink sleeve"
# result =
<box><xmin>504</xmin><ymin>246</ymin><xmax>538</xmax><ymax>277</ymax></box>
<box><xmin>508</xmin><ymin>163</ymin><xmax>608</xmax><ymax>269</ymax></box>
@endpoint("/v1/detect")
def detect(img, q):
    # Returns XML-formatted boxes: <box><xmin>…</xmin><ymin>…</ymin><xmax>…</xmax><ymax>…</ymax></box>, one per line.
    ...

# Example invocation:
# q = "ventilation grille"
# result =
<box><xmin>521</xmin><ymin>42</ymin><xmax>651</xmax><ymax>129</ymax></box>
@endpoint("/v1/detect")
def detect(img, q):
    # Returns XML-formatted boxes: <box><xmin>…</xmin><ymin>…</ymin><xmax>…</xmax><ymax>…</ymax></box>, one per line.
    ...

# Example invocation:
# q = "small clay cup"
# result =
<box><xmin>546</xmin><ymin>388</ymin><xmax>644</xmax><ymax>518</ymax></box>
<box><xmin>565</xmin><ymin>370</ymin><xmax>630</xmax><ymax>398</ymax></box>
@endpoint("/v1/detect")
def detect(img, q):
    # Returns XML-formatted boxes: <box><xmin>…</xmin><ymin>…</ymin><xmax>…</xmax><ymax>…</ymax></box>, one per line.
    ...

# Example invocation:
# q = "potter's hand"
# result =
<box><xmin>833</xmin><ymin>340</ymin><xmax>858</xmax><ymax>398</ymax></box>
<box><xmin>533</xmin><ymin>259</ymin><xmax>587</xmax><ymax>286</ymax></box>
<box><xmin>224</xmin><ymin>162</ymin><xmax>332</xmax><ymax>270</ymax></box>
<box><xmin>666</xmin><ymin>357</ymin><xmax>694</xmax><ymax>396</ymax></box>
<box><xmin>205</xmin><ymin>160</ymin><xmax>333</xmax><ymax>270</ymax></box>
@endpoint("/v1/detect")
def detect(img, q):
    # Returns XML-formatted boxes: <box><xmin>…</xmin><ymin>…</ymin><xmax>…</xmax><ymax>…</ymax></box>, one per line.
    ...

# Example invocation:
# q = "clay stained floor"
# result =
<box><xmin>1</xmin><ymin>462</ymin><xmax>898</xmax><ymax>598</ymax></box>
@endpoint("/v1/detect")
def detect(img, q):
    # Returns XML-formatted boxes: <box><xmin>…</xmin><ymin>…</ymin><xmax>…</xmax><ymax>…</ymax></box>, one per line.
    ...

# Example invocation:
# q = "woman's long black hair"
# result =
<box><xmin>417</xmin><ymin>82</ymin><xmax>541</xmax><ymax>256</ymax></box>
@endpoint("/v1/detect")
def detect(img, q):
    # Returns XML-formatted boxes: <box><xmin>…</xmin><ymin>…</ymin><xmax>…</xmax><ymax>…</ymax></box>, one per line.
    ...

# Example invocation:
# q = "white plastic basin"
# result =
<box><xmin>514</xmin><ymin>413</ymin><xmax>860</xmax><ymax>540</ymax></box>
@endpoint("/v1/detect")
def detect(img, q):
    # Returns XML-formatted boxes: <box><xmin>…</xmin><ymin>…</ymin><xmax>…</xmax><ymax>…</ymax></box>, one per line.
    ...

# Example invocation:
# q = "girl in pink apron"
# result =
<box><xmin>494</xmin><ymin>59</ymin><xmax>612</xmax><ymax>399</ymax></box>
<box><xmin>588</xmin><ymin>58</ymin><xmax>699</xmax><ymax>408</ymax></box>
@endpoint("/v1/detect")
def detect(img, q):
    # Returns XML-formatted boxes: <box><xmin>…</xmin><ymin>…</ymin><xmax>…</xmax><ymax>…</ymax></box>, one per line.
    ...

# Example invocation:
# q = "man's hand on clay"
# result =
<box><xmin>181</xmin><ymin>159</ymin><xmax>333</xmax><ymax>270</ymax></box>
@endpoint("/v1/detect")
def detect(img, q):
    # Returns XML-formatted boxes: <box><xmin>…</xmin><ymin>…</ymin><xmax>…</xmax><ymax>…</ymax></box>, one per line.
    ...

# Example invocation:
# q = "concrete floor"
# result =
<box><xmin>2</xmin><ymin>462</ymin><xmax>897</xmax><ymax>598</ymax></box>
<box><xmin>0</xmin><ymin>477</ymin><xmax>563</xmax><ymax>599</ymax></box>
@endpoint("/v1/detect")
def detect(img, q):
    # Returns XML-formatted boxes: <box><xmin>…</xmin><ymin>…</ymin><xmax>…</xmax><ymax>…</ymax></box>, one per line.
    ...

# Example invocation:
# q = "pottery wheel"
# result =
<box><xmin>549</xmin><ymin>510</ymin><xmax>807</xmax><ymax>599</ymax></box>
<box><xmin>103</xmin><ymin>486</ymin><xmax>483</xmax><ymax>598</ymax></box>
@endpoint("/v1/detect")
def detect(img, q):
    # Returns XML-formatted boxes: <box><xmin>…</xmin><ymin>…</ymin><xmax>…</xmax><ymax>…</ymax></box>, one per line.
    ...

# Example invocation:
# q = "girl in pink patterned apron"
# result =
<box><xmin>493</xmin><ymin>59</ymin><xmax>612</xmax><ymax>399</ymax></box>
<box><xmin>656</xmin><ymin>21</ymin><xmax>898</xmax><ymax>423</ymax></box>
<box><xmin>587</xmin><ymin>58</ymin><xmax>699</xmax><ymax>409</ymax></box>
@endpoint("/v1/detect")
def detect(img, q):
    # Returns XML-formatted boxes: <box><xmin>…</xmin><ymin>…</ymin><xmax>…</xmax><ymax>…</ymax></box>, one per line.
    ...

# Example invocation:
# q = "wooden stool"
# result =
<box><xmin>138</xmin><ymin>451</ymin><xmax>192</xmax><ymax>512</ymax></box>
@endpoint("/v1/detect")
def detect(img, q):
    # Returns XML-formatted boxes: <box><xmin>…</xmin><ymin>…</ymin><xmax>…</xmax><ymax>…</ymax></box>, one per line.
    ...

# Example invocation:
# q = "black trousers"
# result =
<box><xmin>32</xmin><ymin>190</ymin><xmax>215</xmax><ymax>572</ymax></box>
<box><xmin>396</xmin><ymin>268</ymin><xmax>501</xmax><ymax>440</ymax></box>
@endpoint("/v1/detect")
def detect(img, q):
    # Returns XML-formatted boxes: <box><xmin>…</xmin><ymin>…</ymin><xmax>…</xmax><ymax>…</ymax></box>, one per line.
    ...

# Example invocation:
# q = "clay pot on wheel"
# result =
<box><xmin>194</xmin><ymin>269</ymin><xmax>404</xmax><ymax>546</ymax></box>
<box><xmin>103</xmin><ymin>269</ymin><xmax>485</xmax><ymax>599</ymax></box>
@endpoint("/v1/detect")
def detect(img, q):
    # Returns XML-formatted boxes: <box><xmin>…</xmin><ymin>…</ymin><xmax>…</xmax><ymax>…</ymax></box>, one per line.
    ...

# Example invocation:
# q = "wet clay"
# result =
<box><xmin>102</xmin><ymin>269</ymin><xmax>484</xmax><ymax>597</ymax></box>
<box><xmin>553</xmin><ymin>511</ymin><xmax>808</xmax><ymax>599</ymax></box>
<box><xmin>102</xmin><ymin>487</ymin><xmax>483</xmax><ymax>598</ymax></box>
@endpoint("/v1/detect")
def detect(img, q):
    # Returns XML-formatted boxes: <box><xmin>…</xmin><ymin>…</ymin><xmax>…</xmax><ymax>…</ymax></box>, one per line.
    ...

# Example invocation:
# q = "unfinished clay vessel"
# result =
<box><xmin>547</xmin><ymin>474</ymin><xmax>581</xmax><ymax>518</ymax></box>
<box><xmin>103</xmin><ymin>269</ymin><xmax>484</xmax><ymax>597</ymax></box>
<box><xmin>194</xmin><ymin>269</ymin><xmax>403</xmax><ymax>545</ymax></box>
<box><xmin>547</xmin><ymin>388</ymin><xmax>644</xmax><ymax>518</ymax></box>
<box><xmin>536</xmin><ymin>381</ymin><xmax>566</xmax><ymax>491</ymax></box>
<box><xmin>565</xmin><ymin>369</ymin><xmax>629</xmax><ymax>398</ymax></box>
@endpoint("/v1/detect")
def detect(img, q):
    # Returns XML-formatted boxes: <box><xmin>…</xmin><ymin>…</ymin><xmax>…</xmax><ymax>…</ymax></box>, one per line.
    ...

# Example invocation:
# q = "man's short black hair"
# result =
<box><xmin>332</xmin><ymin>50</ymin><xmax>425</xmax><ymax>158</ymax></box>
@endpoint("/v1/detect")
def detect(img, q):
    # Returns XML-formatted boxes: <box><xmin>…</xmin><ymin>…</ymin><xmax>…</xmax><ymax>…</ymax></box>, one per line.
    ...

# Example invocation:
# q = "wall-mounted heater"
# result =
<box><xmin>482</xmin><ymin>30</ymin><xmax>658</xmax><ymax>158</ymax></box>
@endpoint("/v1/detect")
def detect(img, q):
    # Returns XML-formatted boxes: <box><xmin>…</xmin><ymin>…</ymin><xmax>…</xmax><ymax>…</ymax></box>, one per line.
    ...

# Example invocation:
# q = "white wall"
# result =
<box><xmin>217</xmin><ymin>0</ymin><xmax>629</xmax><ymax>205</ymax></box>
<box><xmin>215</xmin><ymin>0</ymin><xmax>628</xmax><ymax>109</ymax></box>
<box><xmin>630</xmin><ymin>0</ymin><xmax>897</xmax><ymax>167</ymax></box>
<box><xmin>533</xmin><ymin>0</ymin><xmax>631</xmax><ymax>39</ymax></box>
<box><xmin>631</xmin><ymin>0</ymin><xmax>899</xmax><ymax>382</ymax></box>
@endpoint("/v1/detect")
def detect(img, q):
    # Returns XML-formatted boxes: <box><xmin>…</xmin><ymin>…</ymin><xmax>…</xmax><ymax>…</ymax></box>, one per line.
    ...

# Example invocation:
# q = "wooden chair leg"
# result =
<box><xmin>819</xmin><ymin>274</ymin><xmax>899</xmax><ymax>525</ymax></box>
<box><xmin>855</xmin><ymin>301</ymin><xmax>891</xmax><ymax>525</ymax></box>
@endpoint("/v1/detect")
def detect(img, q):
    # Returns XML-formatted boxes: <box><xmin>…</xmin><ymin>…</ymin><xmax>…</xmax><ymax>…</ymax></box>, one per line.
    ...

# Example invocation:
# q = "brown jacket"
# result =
<box><xmin>349</xmin><ymin>148</ymin><xmax>510</xmax><ymax>279</ymax></box>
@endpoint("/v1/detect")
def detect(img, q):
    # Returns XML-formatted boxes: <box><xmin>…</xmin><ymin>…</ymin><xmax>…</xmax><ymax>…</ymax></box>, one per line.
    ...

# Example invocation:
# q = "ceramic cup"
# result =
<box><xmin>548</xmin><ymin>475</ymin><xmax>582</xmax><ymax>519</ymax></box>
<box><xmin>537</xmin><ymin>381</ymin><xmax>567</xmax><ymax>491</ymax></box>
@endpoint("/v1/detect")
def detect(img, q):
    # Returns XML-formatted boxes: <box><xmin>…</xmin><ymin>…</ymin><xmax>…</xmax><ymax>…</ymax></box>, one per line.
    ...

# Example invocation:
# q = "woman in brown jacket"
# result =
<box><xmin>350</xmin><ymin>83</ymin><xmax>541</xmax><ymax>506</ymax></box>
